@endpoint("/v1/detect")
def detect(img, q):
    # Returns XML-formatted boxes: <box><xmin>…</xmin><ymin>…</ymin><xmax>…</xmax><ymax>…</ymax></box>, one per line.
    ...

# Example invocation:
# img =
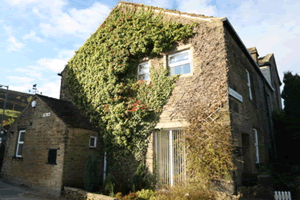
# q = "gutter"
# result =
<box><xmin>221</xmin><ymin>18</ymin><xmax>275</xmax><ymax>92</ymax></box>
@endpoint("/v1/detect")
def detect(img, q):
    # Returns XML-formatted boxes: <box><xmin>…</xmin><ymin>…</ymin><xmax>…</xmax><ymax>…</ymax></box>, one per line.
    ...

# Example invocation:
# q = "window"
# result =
<box><xmin>89</xmin><ymin>136</ymin><xmax>97</xmax><ymax>148</ymax></box>
<box><xmin>253</xmin><ymin>128</ymin><xmax>259</xmax><ymax>164</ymax></box>
<box><xmin>47</xmin><ymin>149</ymin><xmax>57</xmax><ymax>164</ymax></box>
<box><xmin>16</xmin><ymin>130</ymin><xmax>25</xmax><ymax>157</ymax></box>
<box><xmin>137</xmin><ymin>62</ymin><xmax>149</xmax><ymax>81</ymax></box>
<box><xmin>246</xmin><ymin>70</ymin><xmax>253</xmax><ymax>100</ymax></box>
<box><xmin>168</xmin><ymin>50</ymin><xmax>191</xmax><ymax>76</ymax></box>
<box><xmin>155</xmin><ymin>130</ymin><xmax>186</xmax><ymax>186</ymax></box>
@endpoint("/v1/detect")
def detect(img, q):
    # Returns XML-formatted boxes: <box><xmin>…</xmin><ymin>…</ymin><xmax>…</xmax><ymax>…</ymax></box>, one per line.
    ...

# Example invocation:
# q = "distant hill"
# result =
<box><xmin>0</xmin><ymin>88</ymin><xmax>33</xmax><ymax>122</ymax></box>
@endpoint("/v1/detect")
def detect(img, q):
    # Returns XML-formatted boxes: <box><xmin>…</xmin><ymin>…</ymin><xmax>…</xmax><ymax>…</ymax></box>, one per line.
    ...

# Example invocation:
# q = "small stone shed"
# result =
<box><xmin>1</xmin><ymin>94</ymin><xmax>102</xmax><ymax>196</ymax></box>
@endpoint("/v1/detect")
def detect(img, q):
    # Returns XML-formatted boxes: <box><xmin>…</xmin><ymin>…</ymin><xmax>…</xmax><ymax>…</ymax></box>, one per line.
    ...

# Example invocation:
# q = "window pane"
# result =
<box><xmin>169</xmin><ymin>51</ymin><xmax>189</xmax><ymax>64</ymax></box>
<box><xmin>90</xmin><ymin>138</ymin><xmax>95</xmax><ymax>147</ymax></box>
<box><xmin>17</xmin><ymin>144</ymin><xmax>23</xmax><ymax>156</ymax></box>
<box><xmin>19</xmin><ymin>132</ymin><xmax>25</xmax><ymax>142</ymax></box>
<box><xmin>48</xmin><ymin>149</ymin><xmax>57</xmax><ymax>164</ymax></box>
<box><xmin>182</xmin><ymin>63</ymin><xmax>191</xmax><ymax>74</ymax></box>
<box><xmin>157</xmin><ymin>130</ymin><xmax>170</xmax><ymax>186</ymax></box>
<box><xmin>138</xmin><ymin>63</ymin><xmax>149</xmax><ymax>74</ymax></box>
<box><xmin>174</xmin><ymin>66</ymin><xmax>181</xmax><ymax>75</ymax></box>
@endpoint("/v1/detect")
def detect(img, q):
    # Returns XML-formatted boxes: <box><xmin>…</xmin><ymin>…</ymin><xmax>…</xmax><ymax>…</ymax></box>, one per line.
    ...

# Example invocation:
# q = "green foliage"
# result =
<box><xmin>137</xmin><ymin>189</ymin><xmax>156</xmax><ymax>200</ymax></box>
<box><xmin>155</xmin><ymin>183</ymin><xmax>216</xmax><ymax>200</ymax></box>
<box><xmin>0</xmin><ymin>109</ymin><xmax>20</xmax><ymax>119</ymax></box>
<box><xmin>131</xmin><ymin>162</ymin><xmax>155</xmax><ymax>192</ymax></box>
<box><xmin>66</xmin><ymin>5</ymin><xmax>196</xmax><ymax>159</ymax></box>
<box><xmin>274</xmin><ymin>71</ymin><xmax>300</xmax><ymax>163</ymax></box>
<box><xmin>121</xmin><ymin>192</ymin><xmax>140</xmax><ymax>200</ymax></box>
<box><xmin>104</xmin><ymin>173</ymin><xmax>115</xmax><ymax>197</ymax></box>
<box><xmin>83</xmin><ymin>154</ymin><xmax>98</xmax><ymax>192</ymax></box>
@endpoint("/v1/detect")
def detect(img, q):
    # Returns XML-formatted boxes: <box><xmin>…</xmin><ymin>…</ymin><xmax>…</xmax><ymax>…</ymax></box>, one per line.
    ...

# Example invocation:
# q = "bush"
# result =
<box><xmin>155</xmin><ymin>183</ymin><xmax>216</xmax><ymax>200</ymax></box>
<box><xmin>104</xmin><ymin>173</ymin><xmax>116</xmax><ymax>197</ymax></box>
<box><xmin>131</xmin><ymin>162</ymin><xmax>155</xmax><ymax>191</ymax></box>
<box><xmin>137</xmin><ymin>189</ymin><xmax>155</xmax><ymax>200</ymax></box>
<box><xmin>83</xmin><ymin>154</ymin><xmax>98</xmax><ymax>192</ymax></box>
<box><xmin>122</xmin><ymin>192</ymin><xmax>139</xmax><ymax>200</ymax></box>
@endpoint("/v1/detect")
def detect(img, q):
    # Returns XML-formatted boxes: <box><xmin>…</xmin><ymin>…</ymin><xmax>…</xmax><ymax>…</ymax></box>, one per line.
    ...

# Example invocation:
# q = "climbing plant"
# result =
<box><xmin>66</xmin><ymin>5</ymin><xmax>196</xmax><ymax>159</ymax></box>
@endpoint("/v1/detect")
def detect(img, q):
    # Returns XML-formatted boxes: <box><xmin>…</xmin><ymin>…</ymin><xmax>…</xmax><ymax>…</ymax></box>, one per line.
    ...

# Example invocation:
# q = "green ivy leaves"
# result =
<box><xmin>66</xmin><ymin>6</ymin><xmax>195</xmax><ymax>159</ymax></box>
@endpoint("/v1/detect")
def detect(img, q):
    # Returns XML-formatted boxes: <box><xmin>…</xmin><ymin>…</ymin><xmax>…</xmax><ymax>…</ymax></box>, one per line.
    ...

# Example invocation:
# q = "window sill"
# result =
<box><xmin>89</xmin><ymin>147</ymin><xmax>97</xmax><ymax>149</ymax></box>
<box><xmin>46</xmin><ymin>162</ymin><xmax>57</xmax><ymax>165</ymax></box>
<box><xmin>171</xmin><ymin>72</ymin><xmax>193</xmax><ymax>78</ymax></box>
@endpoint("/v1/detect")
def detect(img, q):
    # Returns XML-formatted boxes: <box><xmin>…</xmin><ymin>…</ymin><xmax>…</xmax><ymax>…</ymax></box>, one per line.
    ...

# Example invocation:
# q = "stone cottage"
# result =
<box><xmin>58</xmin><ymin>1</ymin><xmax>282</xmax><ymax>193</ymax></box>
<box><xmin>2</xmin><ymin>1</ymin><xmax>282</xmax><ymax>196</ymax></box>
<box><xmin>1</xmin><ymin>94</ymin><xmax>101</xmax><ymax>196</ymax></box>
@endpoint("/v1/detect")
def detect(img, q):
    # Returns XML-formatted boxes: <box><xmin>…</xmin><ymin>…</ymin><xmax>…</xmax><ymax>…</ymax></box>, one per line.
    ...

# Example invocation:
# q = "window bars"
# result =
<box><xmin>156</xmin><ymin>129</ymin><xmax>186</xmax><ymax>187</ymax></box>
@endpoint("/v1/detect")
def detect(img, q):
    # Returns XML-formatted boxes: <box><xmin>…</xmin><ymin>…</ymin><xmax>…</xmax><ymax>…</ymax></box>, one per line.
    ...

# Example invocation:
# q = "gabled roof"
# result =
<box><xmin>258</xmin><ymin>53</ymin><xmax>282</xmax><ymax>85</ymax></box>
<box><xmin>37</xmin><ymin>95</ymin><xmax>98</xmax><ymax>130</ymax></box>
<box><xmin>258</xmin><ymin>53</ymin><xmax>273</xmax><ymax>64</ymax></box>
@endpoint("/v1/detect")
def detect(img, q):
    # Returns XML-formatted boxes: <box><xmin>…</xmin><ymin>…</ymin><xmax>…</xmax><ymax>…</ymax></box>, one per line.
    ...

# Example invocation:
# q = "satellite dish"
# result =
<box><xmin>31</xmin><ymin>100</ymin><xmax>37</xmax><ymax>108</ymax></box>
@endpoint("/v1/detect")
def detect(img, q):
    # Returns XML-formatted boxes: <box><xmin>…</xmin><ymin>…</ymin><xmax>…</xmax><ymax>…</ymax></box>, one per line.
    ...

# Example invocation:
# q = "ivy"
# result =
<box><xmin>66</xmin><ymin>5</ymin><xmax>196</xmax><ymax>159</ymax></box>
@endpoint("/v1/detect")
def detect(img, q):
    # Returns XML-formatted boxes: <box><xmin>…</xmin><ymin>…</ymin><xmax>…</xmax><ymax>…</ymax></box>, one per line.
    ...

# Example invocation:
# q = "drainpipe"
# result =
<box><xmin>103</xmin><ymin>151</ymin><xmax>107</xmax><ymax>183</ymax></box>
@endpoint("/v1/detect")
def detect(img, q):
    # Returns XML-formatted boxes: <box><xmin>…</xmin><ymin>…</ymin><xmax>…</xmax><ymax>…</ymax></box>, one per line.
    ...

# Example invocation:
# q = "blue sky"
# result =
<box><xmin>1</xmin><ymin>0</ymin><xmax>299</xmax><ymax>99</ymax></box>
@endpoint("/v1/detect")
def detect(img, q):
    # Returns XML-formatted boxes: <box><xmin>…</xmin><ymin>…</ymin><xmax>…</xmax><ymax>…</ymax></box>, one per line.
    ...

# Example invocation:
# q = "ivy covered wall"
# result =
<box><xmin>63</xmin><ymin>4</ymin><xmax>196</xmax><ymax>160</ymax></box>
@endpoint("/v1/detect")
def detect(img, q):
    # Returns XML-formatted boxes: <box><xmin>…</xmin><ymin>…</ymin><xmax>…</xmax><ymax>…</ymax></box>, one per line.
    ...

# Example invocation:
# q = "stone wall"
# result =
<box><xmin>224</xmin><ymin>25</ymin><xmax>278</xmax><ymax>186</ymax></box>
<box><xmin>63</xmin><ymin>186</ymin><xmax>117</xmax><ymax>200</ymax></box>
<box><xmin>146</xmin><ymin>16</ymin><xmax>230</xmax><ymax>173</ymax></box>
<box><xmin>60</xmin><ymin>68</ymin><xmax>73</xmax><ymax>103</ymax></box>
<box><xmin>62</xmin><ymin>127</ymin><xmax>102</xmax><ymax>189</ymax></box>
<box><xmin>1</xmin><ymin>96</ymin><xmax>67</xmax><ymax>196</ymax></box>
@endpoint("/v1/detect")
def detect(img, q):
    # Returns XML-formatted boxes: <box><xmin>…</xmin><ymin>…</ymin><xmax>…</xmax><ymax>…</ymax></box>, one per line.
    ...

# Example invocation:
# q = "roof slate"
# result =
<box><xmin>37</xmin><ymin>95</ymin><xmax>98</xmax><ymax>130</ymax></box>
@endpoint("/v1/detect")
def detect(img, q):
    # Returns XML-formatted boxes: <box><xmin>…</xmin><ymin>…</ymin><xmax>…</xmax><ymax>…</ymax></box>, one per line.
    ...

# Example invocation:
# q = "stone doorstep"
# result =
<box><xmin>64</xmin><ymin>186</ymin><xmax>118</xmax><ymax>200</ymax></box>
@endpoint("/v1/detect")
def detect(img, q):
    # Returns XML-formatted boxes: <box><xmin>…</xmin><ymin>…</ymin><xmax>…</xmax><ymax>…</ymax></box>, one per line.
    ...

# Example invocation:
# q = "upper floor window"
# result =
<box><xmin>246</xmin><ymin>69</ymin><xmax>253</xmax><ymax>100</ymax></box>
<box><xmin>137</xmin><ymin>62</ymin><xmax>149</xmax><ymax>81</ymax></box>
<box><xmin>168</xmin><ymin>50</ymin><xmax>191</xmax><ymax>76</ymax></box>
<box><xmin>253</xmin><ymin>128</ymin><xmax>259</xmax><ymax>164</ymax></box>
<box><xmin>16</xmin><ymin>130</ymin><xmax>25</xmax><ymax>157</ymax></box>
<box><xmin>89</xmin><ymin>136</ymin><xmax>97</xmax><ymax>148</ymax></box>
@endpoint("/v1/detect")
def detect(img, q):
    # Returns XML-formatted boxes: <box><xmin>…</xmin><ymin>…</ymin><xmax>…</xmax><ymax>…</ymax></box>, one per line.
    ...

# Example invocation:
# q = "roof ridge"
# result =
<box><xmin>118</xmin><ymin>1</ymin><xmax>216</xmax><ymax>19</ymax></box>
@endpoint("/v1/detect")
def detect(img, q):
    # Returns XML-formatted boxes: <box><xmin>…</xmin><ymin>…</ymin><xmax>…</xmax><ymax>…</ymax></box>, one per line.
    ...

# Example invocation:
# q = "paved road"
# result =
<box><xmin>0</xmin><ymin>179</ymin><xmax>68</xmax><ymax>200</ymax></box>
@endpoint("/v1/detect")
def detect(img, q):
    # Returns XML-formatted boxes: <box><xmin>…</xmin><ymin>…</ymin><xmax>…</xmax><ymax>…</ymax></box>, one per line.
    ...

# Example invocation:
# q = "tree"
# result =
<box><xmin>274</xmin><ymin>71</ymin><xmax>300</xmax><ymax>163</ymax></box>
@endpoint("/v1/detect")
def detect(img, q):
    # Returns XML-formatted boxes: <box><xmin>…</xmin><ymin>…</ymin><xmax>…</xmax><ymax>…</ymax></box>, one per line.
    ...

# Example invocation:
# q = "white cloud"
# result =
<box><xmin>58</xmin><ymin>49</ymin><xmax>75</xmax><ymax>59</ymax></box>
<box><xmin>37</xmin><ymin>58</ymin><xmax>67</xmax><ymax>73</ymax></box>
<box><xmin>176</xmin><ymin>0</ymin><xmax>216</xmax><ymax>16</ymax></box>
<box><xmin>22</xmin><ymin>30</ymin><xmax>44</xmax><ymax>42</ymax></box>
<box><xmin>39</xmin><ymin>2</ymin><xmax>111</xmax><ymax>38</ymax></box>
<box><xmin>213</xmin><ymin>0</ymin><xmax>300</xmax><ymax>82</ymax></box>
<box><xmin>38</xmin><ymin>79</ymin><xmax>61</xmax><ymax>99</ymax></box>
<box><xmin>15</xmin><ymin>68</ymin><xmax>43</xmax><ymax>78</ymax></box>
<box><xmin>9</xmin><ymin>84</ymin><xmax>33</xmax><ymax>94</ymax></box>
<box><xmin>5</xmin><ymin>0</ymin><xmax>39</xmax><ymax>6</ymax></box>
<box><xmin>32</xmin><ymin>7</ymin><xmax>47</xmax><ymax>18</ymax></box>
<box><xmin>7</xmin><ymin>76</ymin><xmax>34</xmax><ymax>83</ymax></box>
<box><xmin>6</xmin><ymin>36</ymin><xmax>24</xmax><ymax>52</ymax></box>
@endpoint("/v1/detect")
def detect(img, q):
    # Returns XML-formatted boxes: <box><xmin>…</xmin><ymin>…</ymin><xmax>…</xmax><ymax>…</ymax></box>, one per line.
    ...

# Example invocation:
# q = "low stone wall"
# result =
<box><xmin>63</xmin><ymin>186</ymin><xmax>118</xmax><ymax>200</ymax></box>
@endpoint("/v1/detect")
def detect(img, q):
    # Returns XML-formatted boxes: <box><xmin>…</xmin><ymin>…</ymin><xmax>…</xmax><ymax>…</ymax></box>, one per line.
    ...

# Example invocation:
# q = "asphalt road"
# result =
<box><xmin>0</xmin><ymin>179</ymin><xmax>68</xmax><ymax>200</ymax></box>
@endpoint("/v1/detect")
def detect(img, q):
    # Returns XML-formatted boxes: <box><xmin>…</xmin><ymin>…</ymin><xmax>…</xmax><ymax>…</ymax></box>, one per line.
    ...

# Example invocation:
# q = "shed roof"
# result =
<box><xmin>37</xmin><ymin>95</ymin><xmax>98</xmax><ymax>130</ymax></box>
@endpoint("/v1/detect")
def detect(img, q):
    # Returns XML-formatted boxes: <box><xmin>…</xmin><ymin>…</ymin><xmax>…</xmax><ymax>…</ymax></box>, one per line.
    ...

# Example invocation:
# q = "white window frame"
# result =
<box><xmin>253</xmin><ymin>128</ymin><xmax>259</xmax><ymax>164</ymax></box>
<box><xmin>137</xmin><ymin>62</ymin><xmax>149</xmax><ymax>81</ymax></box>
<box><xmin>168</xmin><ymin>49</ymin><xmax>191</xmax><ymax>76</ymax></box>
<box><xmin>89</xmin><ymin>136</ymin><xmax>97</xmax><ymax>148</ymax></box>
<box><xmin>16</xmin><ymin>130</ymin><xmax>25</xmax><ymax>158</ymax></box>
<box><xmin>246</xmin><ymin>69</ymin><xmax>253</xmax><ymax>100</ymax></box>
